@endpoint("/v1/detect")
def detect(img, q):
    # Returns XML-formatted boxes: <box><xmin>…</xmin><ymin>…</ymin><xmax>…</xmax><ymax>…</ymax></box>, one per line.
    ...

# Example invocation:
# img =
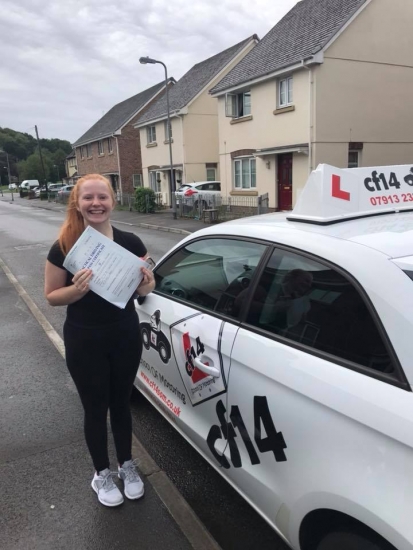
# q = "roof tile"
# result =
<box><xmin>73</xmin><ymin>80</ymin><xmax>167</xmax><ymax>146</ymax></box>
<box><xmin>211</xmin><ymin>0</ymin><xmax>367</xmax><ymax>94</ymax></box>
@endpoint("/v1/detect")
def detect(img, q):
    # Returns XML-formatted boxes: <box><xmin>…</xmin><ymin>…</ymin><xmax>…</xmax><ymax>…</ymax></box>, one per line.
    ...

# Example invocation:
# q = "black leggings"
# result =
<box><xmin>63</xmin><ymin>313</ymin><xmax>142</xmax><ymax>472</ymax></box>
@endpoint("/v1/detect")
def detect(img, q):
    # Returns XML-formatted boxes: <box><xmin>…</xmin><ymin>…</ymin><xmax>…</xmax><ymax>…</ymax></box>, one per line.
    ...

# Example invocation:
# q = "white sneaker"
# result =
<box><xmin>91</xmin><ymin>468</ymin><xmax>124</xmax><ymax>507</ymax></box>
<box><xmin>118</xmin><ymin>459</ymin><xmax>144</xmax><ymax>500</ymax></box>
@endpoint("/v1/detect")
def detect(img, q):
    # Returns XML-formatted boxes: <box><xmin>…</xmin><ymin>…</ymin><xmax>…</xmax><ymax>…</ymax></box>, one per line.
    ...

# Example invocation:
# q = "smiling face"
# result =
<box><xmin>76</xmin><ymin>178</ymin><xmax>115</xmax><ymax>227</ymax></box>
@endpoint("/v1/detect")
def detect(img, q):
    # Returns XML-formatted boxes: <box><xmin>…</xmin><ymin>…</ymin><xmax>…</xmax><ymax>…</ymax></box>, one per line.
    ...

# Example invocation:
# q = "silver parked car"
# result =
<box><xmin>55</xmin><ymin>184</ymin><xmax>75</xmax><ymax>203</ymax></box>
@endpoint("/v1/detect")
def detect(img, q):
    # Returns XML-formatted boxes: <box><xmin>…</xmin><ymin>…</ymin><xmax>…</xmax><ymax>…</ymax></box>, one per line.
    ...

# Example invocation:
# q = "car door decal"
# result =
<box><xmin>207</xmin><ymin>396</ymin><xmax>287</xmax><ymax>468</ymax></box>
<box><xmin>170</xmin><ymin>315</ymin><xmax>228</xmax><ymax>407</ymax></box>
<box><xmin>140</xmin><ymin>310</ymin><xmax>172</xmax><ymax>364</ymax></box>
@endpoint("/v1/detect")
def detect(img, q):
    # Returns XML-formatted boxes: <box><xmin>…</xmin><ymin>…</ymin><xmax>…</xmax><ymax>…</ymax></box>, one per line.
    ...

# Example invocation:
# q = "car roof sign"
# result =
<box><xmin>287</xmin><ymin>163</ymin><xmax>413</xmax><ymax>225</ymax></box>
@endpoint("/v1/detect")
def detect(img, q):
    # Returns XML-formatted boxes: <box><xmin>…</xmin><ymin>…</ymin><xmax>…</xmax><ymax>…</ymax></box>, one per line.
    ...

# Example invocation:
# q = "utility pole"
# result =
<box><xmin>6</xmin><ymin>152</ymin><xmax>13</xmax><ymax>201</ymax></box>
<box><xmin>35</xmin><ymin>125</ymin><xmax>48</xmax><ymax>192</ymax></box>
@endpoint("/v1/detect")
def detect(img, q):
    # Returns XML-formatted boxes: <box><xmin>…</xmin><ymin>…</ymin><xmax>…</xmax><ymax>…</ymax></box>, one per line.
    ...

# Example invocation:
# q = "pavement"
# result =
<box><xmin>0</xmin><ymin>192</ymin><xmax>206</xmax><ymax>235</ymax></box>
<box><xmin>0</xmin><ymin>194</ymin><xmax>221</xmax><ymax>550</ymax></box>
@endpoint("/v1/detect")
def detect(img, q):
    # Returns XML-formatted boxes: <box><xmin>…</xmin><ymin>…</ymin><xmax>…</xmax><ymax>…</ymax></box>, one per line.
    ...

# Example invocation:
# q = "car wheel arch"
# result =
<box><xmin>299</xmin><ymin>509</ymin><xmax>396</xmax><ymax>550</ymax></box>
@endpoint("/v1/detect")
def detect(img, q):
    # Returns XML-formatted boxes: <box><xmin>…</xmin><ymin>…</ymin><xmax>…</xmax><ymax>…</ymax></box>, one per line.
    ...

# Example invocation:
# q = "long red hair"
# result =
<box><xmin>58</xmin><ymin>174</ymin><xmax>116</xmax><ymax>255</ymax></box>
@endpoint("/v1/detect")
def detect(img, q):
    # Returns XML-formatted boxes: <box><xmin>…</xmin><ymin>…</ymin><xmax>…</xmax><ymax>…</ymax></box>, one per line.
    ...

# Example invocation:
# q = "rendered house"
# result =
<box><xmin>72</xmin><ymin>80</ymin><xmax>173</xmax><ymax>196</ymax></box>
<box><xmin>64</xmin><ymin>150</ymin><xmax>77</xmax><ymax>184</ymax></box>
<box><xmin>210</xmin><ymin>0</ymin><xmax>413</xmax><ymax>210</ymax></box>
<box><xmin>135</xmin><ymin>36</ymin><xmax>258</xmax><ymax>206</ymax></box>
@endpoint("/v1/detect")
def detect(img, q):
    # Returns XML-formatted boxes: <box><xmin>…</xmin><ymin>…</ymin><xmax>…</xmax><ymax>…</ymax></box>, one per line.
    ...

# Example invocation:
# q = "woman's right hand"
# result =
<box><xmin>72</xmin><ymin>268</ymin><xmax>93</xmax><ymax>294</ymax></box>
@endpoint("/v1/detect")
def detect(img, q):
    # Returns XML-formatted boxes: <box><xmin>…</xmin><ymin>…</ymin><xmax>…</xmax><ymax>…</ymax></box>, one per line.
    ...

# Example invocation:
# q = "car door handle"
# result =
<box><xmin>193</xmin><ymin>357</ymin><xmax>221</xmax><ymax>378</ymax></box>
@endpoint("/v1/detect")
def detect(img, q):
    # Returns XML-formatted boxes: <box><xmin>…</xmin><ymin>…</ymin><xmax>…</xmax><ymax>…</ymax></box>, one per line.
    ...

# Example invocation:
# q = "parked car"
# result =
<box><xmin>136</xmin><ymin>163</ymin><xmax>413</xmax><ymax>550</ymax></box>
<box><xmin>175</xmin><ymin>181</ymin><xmax>221</xmax><ymax>209</ymax></box>
<box><xmin>35</xmin><ymin>183</ymin><xmax>65</xmax><ymax>197</ymax></box>
<box><xmin>19</xmin><ymin>180</ymin><xmax>40</xmax><ymax>190</ymax></box>
<box><xmin>8</xmin><ymin>183</ymin><xmax>17</xmax><ymax>190</ymax></box>
<box><xmin>55</xmin><ymin>184</ymin><xmax>74</xmax><ymax>202</ymax></box>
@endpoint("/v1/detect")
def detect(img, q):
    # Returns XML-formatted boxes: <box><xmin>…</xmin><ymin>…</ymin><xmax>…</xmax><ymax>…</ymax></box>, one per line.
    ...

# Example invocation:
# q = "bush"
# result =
<box><xmin>135</xmin><ymin>187</ymin><xmax>156</xmax><ymax>213</ymax></box>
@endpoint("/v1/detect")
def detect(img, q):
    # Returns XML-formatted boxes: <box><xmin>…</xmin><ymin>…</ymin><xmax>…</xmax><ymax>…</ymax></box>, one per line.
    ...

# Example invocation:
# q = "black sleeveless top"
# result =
<box><xmin>47</xmin><ymin>226</ymin><xmax>147</xmax><ymax>328</ymax></box>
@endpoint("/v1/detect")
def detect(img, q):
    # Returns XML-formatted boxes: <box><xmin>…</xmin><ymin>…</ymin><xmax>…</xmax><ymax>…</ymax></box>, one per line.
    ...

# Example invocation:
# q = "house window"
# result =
<box><xmin>107</xmin><ymin>138</ymin><xmax>113</xmax><ymax>153</ymax></box>
<box><xmin>147</xmin><ymin>126</ymin><xmax>157</xmax><ymax>144</ymax></box>
<box><xmin>98</xmin><ymin>140</ymin><xmax>104</xmax><ymax>155</ymax></box>
<box><xmin>80</xmin><ymin>146</ymin><xmax>85</xmax><ymax>159</ymax></box>
<box><xmin>348</xmin><ymin>151</ymin><xmax>359</xmax><ymax>168</ymax></box>
<box><xmin>133</xmin><ymin>174</ymin><xmax>143</xmax><ymax>188</ymax></box>
<box><xmin>234</xmin><ymin>158</ymin><xmax>256</xmax><ymax>189</ymax></box>
<box><xmin>149</xmin><ymin>171</ymin><xmax>161</xmax><ymax>193</ymax></box>
<box><xmin>279</xmin><ymin>77</ymin><xmax>293</xmax><ymax>107</ymax></box>
<box><xmin>86</xmin><ymin>144</ymin><xmax>92</xmax><ymax>157</ymax></box>
<box><xmin>164</xmin><ymin>120</ymin><xmax>172</xmax><ymax>141</ymax></box>
<box><xmin>226</xmin><ymin>92</ymin><xmax>251</xmax><ymax>118</ymax></box>
<box><xmin>206</xmin><ymin>168</ymin><xmax>216</xmax><ymax>181</ymax></box>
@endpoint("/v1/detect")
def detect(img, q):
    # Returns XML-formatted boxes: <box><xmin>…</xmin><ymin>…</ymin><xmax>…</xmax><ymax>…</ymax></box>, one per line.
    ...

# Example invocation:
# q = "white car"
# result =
<box><xmin>8</xmin><ymin>183</ymin><xmax>17</xmax><ymax>190</ymax></box>
<box><xmin>136</xmin><ymin>163</ymin><xmax>413</xmax><ymax>550</ymax></box>
<box><xmin>175</xmin><ymin>181</ymin><xmax>221</xmax><ymax>209</ymax></box>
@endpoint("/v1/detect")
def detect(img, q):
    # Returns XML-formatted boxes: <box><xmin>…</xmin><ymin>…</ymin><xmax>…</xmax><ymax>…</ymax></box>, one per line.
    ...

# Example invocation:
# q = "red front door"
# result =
<box><xmin>277</xmin><ymin>153</ymin><xmax>293</xmax><ymax>211</ymax></box>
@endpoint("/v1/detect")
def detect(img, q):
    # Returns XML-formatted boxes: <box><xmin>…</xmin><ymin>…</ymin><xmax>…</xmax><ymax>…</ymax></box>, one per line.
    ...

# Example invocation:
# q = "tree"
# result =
<box><xmin>0</xmin><ymin>127</ymin><xmax>71</xmax><ymax>183</ymax></box>
<box><xmin>18</xmin><ymin>153</ymin><xmax>50</xmax><ymax>182</ymax></box>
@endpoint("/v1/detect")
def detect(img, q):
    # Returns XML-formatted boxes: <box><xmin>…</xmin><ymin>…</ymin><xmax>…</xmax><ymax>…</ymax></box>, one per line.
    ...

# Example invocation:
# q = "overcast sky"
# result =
<box><xmin>0</xmin><ymin>0</ymin><xmax>297</xmax><ymax>144</ymax></box>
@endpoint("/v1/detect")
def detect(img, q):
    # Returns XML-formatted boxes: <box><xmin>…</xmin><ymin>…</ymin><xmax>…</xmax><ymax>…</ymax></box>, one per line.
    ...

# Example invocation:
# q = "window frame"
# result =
<box><xmin>80</xmin><ymin>146</ymin><xmax>85</xmax><ymax>160</ymax></box>
<box><xmin>238</xmin><ymin>242</ymin><xmax>408</xmax><ymax>390</ymax></box>
<box><xmin>98</xmin><ymin>140</ymin><xmax>104</xmax><ymax>155</ymax></box>
<box><xmin>279</xmin><ymin>76</ymin><xmax>293</xmax><ymax>107</ymax></box>
<box><xmin>133</xmin><ymin>174</ymin><xmax>142</xmax><ymax>188</ymax></box>
<box><xmin>149</xmin><ymin>170</ymin><xmax>161</xmax><ymax>193</ymax></box>
<box><xmin>225</xmin><ymin>91</ymin><xmax>251</xmax><ymax>118</ymax></box>
<box><xmin>107</xmin><ymin>137</ymin><xmax>113</xmax><ymax>153</ymax></box>
<box><xmin>233</xmin><ymin>157</ymin><xmax>256</xmax><ymax>189</ymax></box>
<box><xmin>348</xmin><ymin>150</ymin><xmax>360</xmax><ymax>168</ymax></box>
<box><xmin>86</xmin><ymin>143</ymin><xmax>92</xmax><ymax>158</ymax></box>
<box><xmin>147</xmin><ymin>125</ymin><xmax>157</xmax><ymax>144</ymax></box>
<box><xmin>206</xmin><ymin>167</ymin><xmax>216</xmax><ymax>181</ymax></box>
<box><xmin>153</xmin><ymin>236</ymin><xmax>271</xmax><ymax>323</ymax></box>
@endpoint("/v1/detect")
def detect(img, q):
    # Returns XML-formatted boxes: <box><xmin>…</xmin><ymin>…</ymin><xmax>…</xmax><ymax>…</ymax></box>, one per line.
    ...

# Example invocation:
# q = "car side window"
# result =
<box><xmin>155</xmin><ymin>238</ymin><xmax>267</xmax><ymax>317</ymax></box>
<box><xmin>244</xmin><ymin>248</ymin><xmax>394</xmax><ymax>374</ymax></box>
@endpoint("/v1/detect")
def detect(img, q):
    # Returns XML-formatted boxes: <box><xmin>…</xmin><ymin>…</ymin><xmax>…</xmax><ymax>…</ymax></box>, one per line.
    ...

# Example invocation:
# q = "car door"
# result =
<box><xmin>218</xmin><ymin>246</ymin><xmax>410</xmax><ymax>540</ymax></box>
<box><xmin>136</xmin><ymin>236</ymin><xmax>268</xmax><ymax>464</ymax></box>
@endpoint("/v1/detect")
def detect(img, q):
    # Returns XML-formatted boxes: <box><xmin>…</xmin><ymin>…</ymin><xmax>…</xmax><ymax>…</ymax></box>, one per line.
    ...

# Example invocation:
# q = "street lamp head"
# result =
<box><xmin>139</xmin><ymin>56</ymin><xmax>158</xmax><ymax>65</ymax></box>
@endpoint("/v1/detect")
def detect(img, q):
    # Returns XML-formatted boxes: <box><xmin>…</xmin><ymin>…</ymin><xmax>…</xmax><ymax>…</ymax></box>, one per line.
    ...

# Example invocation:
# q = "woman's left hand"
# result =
<box><xmin>137</xmin><ymin>266</ymin><xmax>155</xmax><ymax>296</ymax></box>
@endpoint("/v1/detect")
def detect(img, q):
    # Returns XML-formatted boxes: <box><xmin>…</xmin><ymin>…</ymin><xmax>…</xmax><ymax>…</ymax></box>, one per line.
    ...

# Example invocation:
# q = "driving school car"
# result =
<box><xmin>136</xmin><ymin>163</ymin><xmax>413</xmax><ymax>550</ymax></box>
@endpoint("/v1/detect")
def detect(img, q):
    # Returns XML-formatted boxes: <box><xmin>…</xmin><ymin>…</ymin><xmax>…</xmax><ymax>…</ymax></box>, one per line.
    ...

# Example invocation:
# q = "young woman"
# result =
<box><xmin>45</xmin><ymin>174</ymin><xmax>155</xmax><ymax>507</ymax></box>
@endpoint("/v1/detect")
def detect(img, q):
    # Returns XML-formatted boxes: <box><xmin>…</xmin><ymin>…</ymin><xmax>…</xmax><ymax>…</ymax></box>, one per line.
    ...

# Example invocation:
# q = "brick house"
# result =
<box><xmin>72</xmin><ymin>80</ymin><xmax>174</xmax><ymax>196</ymax></box>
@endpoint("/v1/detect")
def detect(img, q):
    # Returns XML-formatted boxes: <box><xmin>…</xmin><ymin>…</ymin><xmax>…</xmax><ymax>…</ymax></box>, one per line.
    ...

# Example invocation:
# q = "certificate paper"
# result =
<box><xmin>63</xmin><ymin>226</ymin><xmax>149</xmax><ymax>309</ymax></box>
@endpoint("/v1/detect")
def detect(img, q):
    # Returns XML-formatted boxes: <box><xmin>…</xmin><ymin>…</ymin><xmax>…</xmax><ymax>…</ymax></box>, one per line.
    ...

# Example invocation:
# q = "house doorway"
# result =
<box><xmin>277</xmin><ymin>153</ymin><xmax>293</xmax><ymax>210</ymax></box>
<box><xmin>110</xmin><ymin>174</ymin><xmax>118</xmax><ymax>194</ymax></box>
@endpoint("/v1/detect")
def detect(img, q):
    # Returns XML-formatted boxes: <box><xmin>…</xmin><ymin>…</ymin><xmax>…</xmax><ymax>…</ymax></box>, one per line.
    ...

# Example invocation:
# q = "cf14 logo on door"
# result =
<box><xmin>183</xmin><ymin>333</ymin><xmax>206</xmax><ymax>382</ymax></box>
<box><xmin>207</xmin><ymin>397</ymin><xmax>287</xmax><ymax>469</ymax></box>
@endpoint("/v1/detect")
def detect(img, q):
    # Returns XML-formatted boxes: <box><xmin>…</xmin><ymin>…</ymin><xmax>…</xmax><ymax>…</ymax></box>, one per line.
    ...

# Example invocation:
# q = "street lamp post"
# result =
<box><xmin>139</xmin><ymin>56</ymin><xmax>177</xmax><ymax>219</ymax></box>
